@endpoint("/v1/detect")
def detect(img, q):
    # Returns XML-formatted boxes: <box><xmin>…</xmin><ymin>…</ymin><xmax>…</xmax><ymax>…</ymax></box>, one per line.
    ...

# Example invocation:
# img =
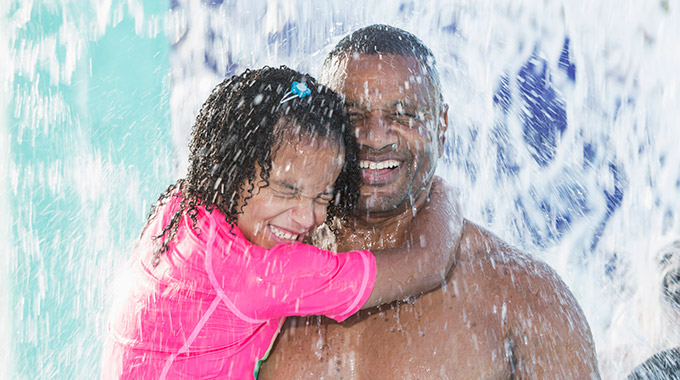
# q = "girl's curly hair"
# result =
<box><xmin>145</xmin><ymin>66</ymin><xmax>360</xmax><ymax>266</ymax></box>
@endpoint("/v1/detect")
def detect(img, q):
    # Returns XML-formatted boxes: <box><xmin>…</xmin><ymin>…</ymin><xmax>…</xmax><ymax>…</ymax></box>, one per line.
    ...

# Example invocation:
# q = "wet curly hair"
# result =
<box><xmin>145</xmin><ymin>66</ymin><xmax>360</xmax><ymax>266</ymax></box>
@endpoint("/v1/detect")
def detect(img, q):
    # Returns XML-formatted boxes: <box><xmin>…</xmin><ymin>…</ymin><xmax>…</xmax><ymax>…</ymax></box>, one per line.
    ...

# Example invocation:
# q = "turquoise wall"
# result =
<box><xmin>6</xmin><ymin>1</ymin><xmax>172</xmax><ymax>378</ymax></box>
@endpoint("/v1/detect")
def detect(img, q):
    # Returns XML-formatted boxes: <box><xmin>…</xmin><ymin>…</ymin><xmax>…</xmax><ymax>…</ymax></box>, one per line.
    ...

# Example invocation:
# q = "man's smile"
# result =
<box><xmin>358</xmin><ymin>159</ymin><xmax>402</xmax><ymax>185</ymax></box>
<box><xmin>359</xmin><ymin>159</ymin><xmax>400</xmax><ymax>170</ymax></box>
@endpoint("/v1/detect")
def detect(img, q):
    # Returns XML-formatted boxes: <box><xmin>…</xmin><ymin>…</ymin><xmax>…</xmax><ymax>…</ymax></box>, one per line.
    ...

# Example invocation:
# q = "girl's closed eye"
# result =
<box><xmin>270</xmin><ymin>184</ymin><xmax>298</xmax><ymax>199</ymax></box>
<box><xmin>271</xmin><ymin>182</ymin><xmax>334</xmax><ymax>205</ymax></box>
<box><xmin>314</xmin><ymin>193</ymin><xmax>334</xmax><ymax>206</ymax></box>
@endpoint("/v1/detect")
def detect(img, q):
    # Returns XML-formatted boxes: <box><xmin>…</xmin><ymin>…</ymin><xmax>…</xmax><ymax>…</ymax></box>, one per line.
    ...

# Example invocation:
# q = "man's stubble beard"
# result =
<box><xmin>358</xmin><ymin>185</ymin><xmax>413</xmax><ymax>215</ymax></box>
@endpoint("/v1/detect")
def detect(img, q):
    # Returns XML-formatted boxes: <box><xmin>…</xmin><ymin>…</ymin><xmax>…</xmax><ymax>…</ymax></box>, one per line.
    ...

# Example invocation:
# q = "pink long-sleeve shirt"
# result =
<box><xmin>102</xmin><ymin>196</ymin><xmax>375</xmax><ymax>379</ymax></box>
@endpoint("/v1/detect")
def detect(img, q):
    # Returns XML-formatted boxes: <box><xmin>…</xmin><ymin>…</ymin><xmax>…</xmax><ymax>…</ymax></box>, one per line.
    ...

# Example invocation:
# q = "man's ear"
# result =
<box><xmin>438</xmin><ymin>103</ymin><xmax>449</xmax><ymax>158</ymax></box>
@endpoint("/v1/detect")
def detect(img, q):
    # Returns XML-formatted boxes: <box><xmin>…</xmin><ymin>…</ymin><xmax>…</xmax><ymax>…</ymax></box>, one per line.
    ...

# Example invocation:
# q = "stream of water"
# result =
<box><xmin>3</xmin><ymin>0</ymin><xmax>680</xmax><ymax>378</ymax></box>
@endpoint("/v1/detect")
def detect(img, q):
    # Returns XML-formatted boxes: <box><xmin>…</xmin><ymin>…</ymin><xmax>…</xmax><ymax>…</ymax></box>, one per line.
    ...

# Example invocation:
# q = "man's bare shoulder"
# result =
<box><xmin>454</xmin><ymin>220</ymin><xmax>592</xmax><ymax>340</ymax></box>
<box><xmin>454</xmin><ymin>220</ymin><xmax>572</xmax><ymax>303</ymax></box>
<box><xmin>454</xmin><ymin>220</ymin><xmax>600</xmax><ymax>377</ymax></box>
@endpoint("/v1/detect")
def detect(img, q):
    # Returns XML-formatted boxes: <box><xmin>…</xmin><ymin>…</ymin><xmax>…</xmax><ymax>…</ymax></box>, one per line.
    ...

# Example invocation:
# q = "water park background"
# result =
<box><xmin>2</xmin><ymin>0</ymin><xmax>680</xmax><ymax>378</ymax></box>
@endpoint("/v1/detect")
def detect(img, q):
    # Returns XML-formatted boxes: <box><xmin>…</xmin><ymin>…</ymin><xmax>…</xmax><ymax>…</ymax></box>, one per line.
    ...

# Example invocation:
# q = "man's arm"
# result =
<box><xmin>486</xmin><ymin>244</ymin><xmax>601</xmax><ymax>378</ymax></box>
<box><xmin>510</xmin><ymin>261</ymin><xmax>600</xmax><ymax>378</ymax></box>
<box><xmin>362</xmin><ymin>176</ymin><xmax>463</xmax><ymax>308</ymax></box>
<box><xmin>456</xmin><ymin>222</ymin><xmax>600</xmax><ymax>378</ymax></box>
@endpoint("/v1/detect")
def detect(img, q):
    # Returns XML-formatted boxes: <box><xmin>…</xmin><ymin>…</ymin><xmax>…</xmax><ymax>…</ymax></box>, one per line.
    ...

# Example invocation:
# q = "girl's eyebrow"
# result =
<box><xmin>271</xmin><ymin>180</ymin><xmax>298</xmax><ymax>191</ymax></box>
<box><xmin>272</xmin><ymin>180</ymin><xmax>334</xmax><ymax>198</ymax></box>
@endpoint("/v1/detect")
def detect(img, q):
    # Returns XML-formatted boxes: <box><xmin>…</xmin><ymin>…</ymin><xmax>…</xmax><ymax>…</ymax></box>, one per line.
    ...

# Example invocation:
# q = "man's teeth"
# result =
<box><xmin>359</xmin><ymin>160</ymin><xmax>400</xmax><ymax>170</ymax></box>
<box><xmin>269</xmin><ymin>225</ymin><xmax>298</xmax><ymax>241</ymax></box>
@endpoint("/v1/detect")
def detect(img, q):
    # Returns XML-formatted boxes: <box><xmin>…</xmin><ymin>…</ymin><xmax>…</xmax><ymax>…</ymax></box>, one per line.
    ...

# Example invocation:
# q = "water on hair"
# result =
<box><xmin>3</xmin><ymin>0</ymin><xmax>680</xmax><ymax>378</ymax></box>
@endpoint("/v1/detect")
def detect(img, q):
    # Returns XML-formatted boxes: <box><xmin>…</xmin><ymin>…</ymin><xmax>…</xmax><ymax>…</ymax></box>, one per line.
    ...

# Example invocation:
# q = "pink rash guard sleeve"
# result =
<box><xmin>202</xmin><ymin>210</ymin><xmax>375</xmax><ymax>323</ymax></box>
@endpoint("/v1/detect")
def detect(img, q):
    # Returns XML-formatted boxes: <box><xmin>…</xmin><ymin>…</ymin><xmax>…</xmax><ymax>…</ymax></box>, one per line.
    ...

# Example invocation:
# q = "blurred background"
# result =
<box><xmin>2</xmin><ymin>0</ymin><xmax>679</xmax><ymax>378</ymax></box>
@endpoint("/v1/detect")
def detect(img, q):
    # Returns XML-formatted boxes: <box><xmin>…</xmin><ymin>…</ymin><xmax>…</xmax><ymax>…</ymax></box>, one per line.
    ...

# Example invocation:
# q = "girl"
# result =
<box><xmin>102</xmin><ymin>66</ymin><xmax>457</xmax><ymax>379</ymax></box>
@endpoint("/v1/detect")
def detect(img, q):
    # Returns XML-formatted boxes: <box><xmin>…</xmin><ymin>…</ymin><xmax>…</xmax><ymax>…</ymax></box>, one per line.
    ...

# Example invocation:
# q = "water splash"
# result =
<box><xmin>1</xmin><ymin>3</ymin><xmax>13</xmax><ymax>378</ymax></box>
<box><xmin>5</xmin><ymin>0</ymin><xmax>172</xmax><ymax>378</ymax></box>
<box><xmin>4</xmin><ymin>0</ymin><xmax>680</xmax><ymax>378</ymax></box>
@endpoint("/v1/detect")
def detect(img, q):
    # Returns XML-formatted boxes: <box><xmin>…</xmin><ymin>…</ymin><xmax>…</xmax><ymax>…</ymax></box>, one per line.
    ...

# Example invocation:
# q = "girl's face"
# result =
<box><xmin>236</xmin><ymin>138</ymin><xmax>345</xmax><ymax>249</ymax></box>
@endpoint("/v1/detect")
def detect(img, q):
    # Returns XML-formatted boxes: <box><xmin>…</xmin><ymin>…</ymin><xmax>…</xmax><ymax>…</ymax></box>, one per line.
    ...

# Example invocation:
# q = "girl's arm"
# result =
<box><xmin>203</xmin><ymin>178</ymin><xmax>460</xmax><ymax>321</ymax></box>
<box><xmin>361</xmin><ymin>176</ymin><xmax>462</xmax><ymax>309</ymax></box>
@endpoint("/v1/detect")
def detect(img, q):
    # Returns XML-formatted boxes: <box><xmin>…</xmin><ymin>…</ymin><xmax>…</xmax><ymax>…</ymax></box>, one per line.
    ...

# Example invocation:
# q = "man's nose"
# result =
<box><xmin>290</xmin><ymin>199</ymin><xmax>316</xmax><ymax>231</ymax></box>
<box><xmin>354</xmin><ymin>113</ymin><xmax>398</xmax><ymax>151</ymax></box>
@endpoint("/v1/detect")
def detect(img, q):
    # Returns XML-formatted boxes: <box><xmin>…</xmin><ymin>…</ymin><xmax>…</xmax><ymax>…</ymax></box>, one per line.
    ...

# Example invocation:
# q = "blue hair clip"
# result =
<box><xmin>279</xmin><ymin>81</ymin><xmax>312</xmax><ymax>104</ymax></box>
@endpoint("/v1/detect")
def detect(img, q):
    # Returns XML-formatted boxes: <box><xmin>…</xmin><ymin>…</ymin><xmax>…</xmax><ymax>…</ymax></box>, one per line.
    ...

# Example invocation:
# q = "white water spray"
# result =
<box><xmin>1</xmin><ymin>2</ymin><xmax>13</xmax><ymax>378</ymax></box>
<box><xmin>4</xmin><ymin>0</ymin><xmax>680</xmax><ymax>378</ymax></box>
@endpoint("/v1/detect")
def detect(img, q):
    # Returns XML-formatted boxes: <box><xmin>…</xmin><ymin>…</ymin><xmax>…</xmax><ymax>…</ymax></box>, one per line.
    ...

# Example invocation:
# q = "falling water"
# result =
<box><xmin>2</xmin><ymin>2</ymin><xmax>12</xmax><ymax>377</ymax></box>
<box><xmin>4</xmin><ymin>1</ymin><xmax>173</xmax><ymax>378</ymax></box>
<box><xmin>4</xmin><ymin>0</ymin><xmax>680</xmax><ymax>378</ymax></box>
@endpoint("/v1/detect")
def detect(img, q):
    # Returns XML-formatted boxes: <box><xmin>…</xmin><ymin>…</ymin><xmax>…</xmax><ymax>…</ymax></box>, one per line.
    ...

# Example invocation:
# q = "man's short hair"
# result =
<box><xmin>326</xmin><ymin>24</ymin><xmax>435</xmax><ymax>65</ymax></box>
<box><xmin>322</xmin><ymin>24</ymin><xmax>443</xmax><ymax>104</ymax></box>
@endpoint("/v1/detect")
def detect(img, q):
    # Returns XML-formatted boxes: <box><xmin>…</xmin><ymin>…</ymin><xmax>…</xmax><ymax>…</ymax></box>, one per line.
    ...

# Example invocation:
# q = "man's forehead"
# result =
<box><xmin>346</xmin><ymin>54</ymin><xmax>427</xmax><ymax>82</ymax></box>
<box><xmin>325</xmin><ymin>54</ymin><xmax>436</xmax><ymax>106</ymax></box>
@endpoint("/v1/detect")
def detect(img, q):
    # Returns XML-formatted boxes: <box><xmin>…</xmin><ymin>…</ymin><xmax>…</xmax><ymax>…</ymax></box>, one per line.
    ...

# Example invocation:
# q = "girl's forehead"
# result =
<box><xmin>272</xmin><ymin>132</ymin><xmax>344</xmax><ymax>160</ymax></box>
<box><xmin>274</xmin><ymin>140</ymin><xmax>343</xmax><ymax>165</ymax></box>
<box><xmin>271</xmin><ymin>140</ymin><xmax>344</xmax><ymax>185</ymax></box>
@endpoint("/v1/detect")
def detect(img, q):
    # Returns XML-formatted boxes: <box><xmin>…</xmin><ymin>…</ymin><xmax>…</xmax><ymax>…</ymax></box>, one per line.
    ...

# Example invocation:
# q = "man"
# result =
<box><xmin>259</xmin><ymin>24</ymin><xmax>600</xmax><ymax>378</ymax></box>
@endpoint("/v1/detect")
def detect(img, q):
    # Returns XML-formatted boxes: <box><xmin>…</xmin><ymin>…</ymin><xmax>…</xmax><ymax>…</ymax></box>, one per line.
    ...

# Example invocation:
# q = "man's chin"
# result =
<box><xmin>357</xmin><ymin>193</ymin><xmax>407</xmax><ymax>215</ymax></box>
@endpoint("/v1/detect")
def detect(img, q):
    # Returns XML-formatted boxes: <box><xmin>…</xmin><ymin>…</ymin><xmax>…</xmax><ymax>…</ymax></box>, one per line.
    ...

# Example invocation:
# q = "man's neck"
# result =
<box><xmin>337</xmin><ymin>183</ymin><xmax>432</xmax><ymax>251</ymax></box>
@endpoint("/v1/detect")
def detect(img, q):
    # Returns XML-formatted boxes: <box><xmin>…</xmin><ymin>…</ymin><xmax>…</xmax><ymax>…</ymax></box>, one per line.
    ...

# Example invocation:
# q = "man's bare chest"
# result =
<box><xmin>309</xmin><ymin>291</ymin><xmax>511</xmax><ymax>379</ymax></box>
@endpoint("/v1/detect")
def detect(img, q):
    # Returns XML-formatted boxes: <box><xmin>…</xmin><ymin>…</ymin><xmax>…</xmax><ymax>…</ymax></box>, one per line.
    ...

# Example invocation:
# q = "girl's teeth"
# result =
<box><xmin>270</xmin><ymin>225</ymin><xmax>298</xmax><ymax>241</ymax></box>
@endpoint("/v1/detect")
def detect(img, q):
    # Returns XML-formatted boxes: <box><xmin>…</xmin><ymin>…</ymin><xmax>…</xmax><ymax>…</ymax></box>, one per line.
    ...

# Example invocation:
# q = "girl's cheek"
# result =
<box><xmin>314</xmin><ymin>206</ymin><xmax>328</xmax><ymax>225</ymax></box>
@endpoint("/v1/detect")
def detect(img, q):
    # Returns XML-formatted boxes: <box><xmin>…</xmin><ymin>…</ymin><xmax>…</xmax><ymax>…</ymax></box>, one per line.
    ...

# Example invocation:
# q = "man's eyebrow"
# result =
<box><xmin>387</xmin><ymin>100</ymin><xmax>422</xmax><ymax>110</ymax></box>
<box><xmin>346</xmin><ymin>101</ymin><xmax>425</xmax><ymax>111</ymax></box>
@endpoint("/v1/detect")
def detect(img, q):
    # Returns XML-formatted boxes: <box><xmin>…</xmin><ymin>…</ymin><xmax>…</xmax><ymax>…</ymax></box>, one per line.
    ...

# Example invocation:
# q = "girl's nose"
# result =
<box><xmin>290</xmin><ymin>199</ymin><xmax>315</xmax><ymax>231</ymax></box>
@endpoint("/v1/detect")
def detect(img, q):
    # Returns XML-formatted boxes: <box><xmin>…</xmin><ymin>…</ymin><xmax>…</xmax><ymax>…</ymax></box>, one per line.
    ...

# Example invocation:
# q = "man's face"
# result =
<box><xmin>325</xmin><ymin>54</ymin><xmax>446</xmax><ymax>215</ymax></box>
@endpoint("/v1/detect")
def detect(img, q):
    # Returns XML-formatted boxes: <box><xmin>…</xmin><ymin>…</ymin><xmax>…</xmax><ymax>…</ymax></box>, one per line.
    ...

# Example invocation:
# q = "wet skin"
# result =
<box><xmin>261</xmin><ymin>220</ymin><xmax>599</xmax><ymax>378</ymax></box>
<box><xmin>236</xmin><ymin>135</ymin><xmax>343</xmax><ymax>249</ymax></box>
<box><xmin>333</xmin><ymin>54</ymin><xmax>445</xmax><ymax>222</ymax></box>
<box><xmin>259</xmin><ymin>53</ymin><xmax>600</xmax><ymax>378</ymax></box>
